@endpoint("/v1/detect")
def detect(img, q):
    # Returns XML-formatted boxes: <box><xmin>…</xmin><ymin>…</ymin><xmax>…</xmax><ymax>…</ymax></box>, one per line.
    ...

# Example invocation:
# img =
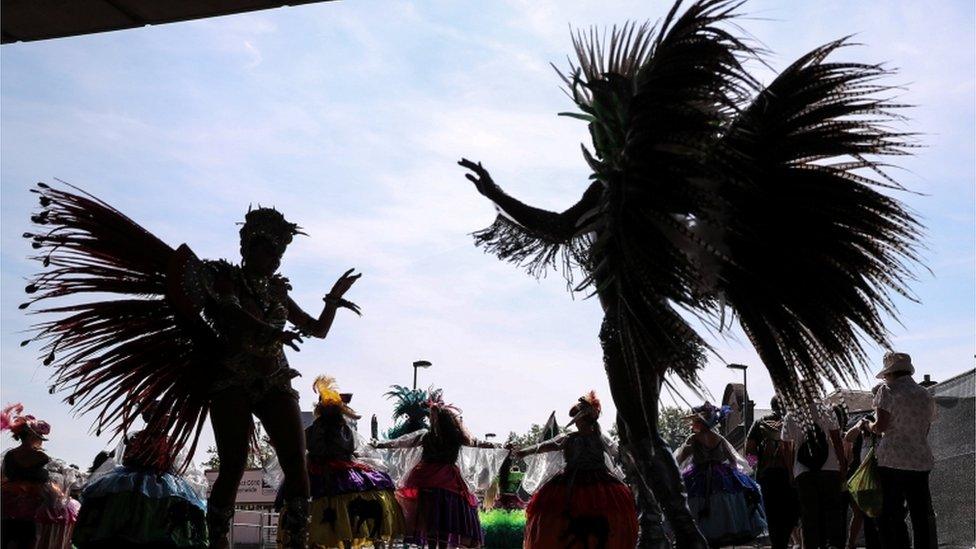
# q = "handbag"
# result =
<box><xmin>847</xmin><ymin>441</ymin><xmax>883</xmax><ymax>518</ymax></box>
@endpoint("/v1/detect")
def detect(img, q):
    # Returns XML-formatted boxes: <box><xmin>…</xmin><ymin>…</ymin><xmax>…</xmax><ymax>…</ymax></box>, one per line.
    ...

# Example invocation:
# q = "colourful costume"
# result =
<box><xmin>520</xmin><ymin>393</ymin><xmax>638</xmax><ymax>548</ymax></box>
<box><xmin>376</xmin><ymin>400</ymin><xmax>507</xmax><ymax>548</ymax></box>
<box><xmin>1</xmin><ymin>404</ymin><xmax>80</xmax><ymax>549</ymax></box>
<box><xmin>72</xmin><ymin>430</ymin><xmax>209</xmax><ymax>548</ymax></box>
<box><xmin>21</xmin><ymin>185</ymin><xmax>361</xmax><ymax>547</ymax></box>
<box><xmin>275</xmin><ymin>376</ymin><xmax>403</xmax><ymax>548</ymax></box>
<box><xmin>675</xmin><ymin>404</ymin><xmax>767</xmax><ymax>547</ymax></box>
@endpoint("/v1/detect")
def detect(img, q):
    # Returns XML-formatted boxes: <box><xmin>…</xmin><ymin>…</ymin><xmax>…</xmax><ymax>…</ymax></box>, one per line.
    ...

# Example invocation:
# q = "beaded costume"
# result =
<box><xmin>22</xmin><ymin>185</ymin><xmax>358</xmax><ymax>548</ymax></box>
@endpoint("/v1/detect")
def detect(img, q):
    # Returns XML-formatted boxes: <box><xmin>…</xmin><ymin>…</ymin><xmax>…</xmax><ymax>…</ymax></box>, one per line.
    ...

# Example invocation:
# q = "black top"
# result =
<box><xmin>562</xmin><ymin>432</ymin><xmax>608</xmax><ymax>471</ymax></box>
<box><xmin>746</xmin><ymin>415</ymin><xmax>789</xmax><ymax>473</ymax></box>
<box><xmin>306</xmin><ymin>416</ymin><xmax>355</xmax><ymax>461</ymax></box>
<box><xmin>2</xmin><ymin>450</ymin><xmax>50</xmax><ymax>483</ymax></box>
<box><xmin>421</xmin><ymin>434</ymin><xmax>461</xmax><ymax>464</ymax></box>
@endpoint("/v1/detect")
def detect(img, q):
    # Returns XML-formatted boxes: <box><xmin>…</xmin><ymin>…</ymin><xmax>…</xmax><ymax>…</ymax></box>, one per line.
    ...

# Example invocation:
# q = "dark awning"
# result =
<box><xmin>1</xmin><ymin>0</ymin><xmax>335</xmax><ymax>44</ymax></box>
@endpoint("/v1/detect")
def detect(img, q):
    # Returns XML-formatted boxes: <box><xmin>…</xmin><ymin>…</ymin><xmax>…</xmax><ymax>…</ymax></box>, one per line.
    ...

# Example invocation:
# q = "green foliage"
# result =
<box><xmin>201</xmin><ymin>423</ymin><xmax>274</xmax><ymax>470</ymax></box>
<box><xmin>659</xmin><ymin>406</ymin><xmax>692</xmax><ymax>450</ymax></box>
<box><xmin>384</xmin><ymin>385</ymin><xmax>442</xmax><ymax>439</ymax></box>
<box><xmin>479</xmin><ymin>509</ymin><xmax>526</xmax><ymax>548</ymax></box>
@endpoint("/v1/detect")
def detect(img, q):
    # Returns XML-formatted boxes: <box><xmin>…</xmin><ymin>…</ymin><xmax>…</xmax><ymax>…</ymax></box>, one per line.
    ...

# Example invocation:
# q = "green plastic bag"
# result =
<box><xmin>847</xmin><ymin>445</ymin><xmax>883</xmax><ymax>518</ymax></box>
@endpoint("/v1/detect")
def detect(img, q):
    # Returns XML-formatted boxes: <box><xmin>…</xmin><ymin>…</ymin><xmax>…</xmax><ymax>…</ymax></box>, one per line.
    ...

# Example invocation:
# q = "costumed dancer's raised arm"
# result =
<box><xmin>288</xmin><ymin>268</ymin><xmax>362</xmax><ymax>339</ymax></box>
<box><xmin>513</xmin><ymin>434</ymin><xmax>568</xmax><ymax>458</ymax></box>
<box><xmin>371</xmin><ymin>429</ymin><xmax>426</xmax><ymax>449</ymax></box>
<box><xmin>466</xmin><ymin>439</ymin><xmax>503</xmax><ymax>449</ymax></box>
<box><xmin>458</xmin><ymin>158</ymin><xmax>601</xmax><ymax>242</ymax></box>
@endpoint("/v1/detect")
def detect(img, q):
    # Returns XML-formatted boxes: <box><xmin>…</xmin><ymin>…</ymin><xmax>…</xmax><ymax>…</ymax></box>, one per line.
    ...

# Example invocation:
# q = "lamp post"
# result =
<box><xmin>412</xmin><ymin>360</ymin><xmax>432</xmax><ymax>390</ymax></box>
<box><xmin>728</xmin><ymin>363</ymin><xmax>753</xmax><ymax>435</ymax></box>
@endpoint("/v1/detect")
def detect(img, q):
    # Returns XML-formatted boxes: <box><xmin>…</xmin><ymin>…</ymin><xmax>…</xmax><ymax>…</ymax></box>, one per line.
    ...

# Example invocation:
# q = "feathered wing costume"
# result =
<box><xmin>22</xmin><ymin>183</ymin><xmax>328</xmax><ymax>547</ymax></box>
<box><xmin>461</xmin><ymin>0</ymin><xmax>921</xmax><ymax>545</ymax></box>
<box><xmin>21</xmin><ymin>183</ymin><xmax>216</xmax><ymax>469</ymax></box>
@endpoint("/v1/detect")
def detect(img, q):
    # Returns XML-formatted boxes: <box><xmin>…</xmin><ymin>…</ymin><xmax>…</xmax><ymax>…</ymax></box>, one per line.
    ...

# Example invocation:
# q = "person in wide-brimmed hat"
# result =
<box><xmin>860</xmin><ymin>352</ymin><xmax>938</xmax><ymax>548</ymax></box>
<box><xmin>874</xmin><ymin>351</ymin><xmax>914</xmax><ymax>379</ymax></box>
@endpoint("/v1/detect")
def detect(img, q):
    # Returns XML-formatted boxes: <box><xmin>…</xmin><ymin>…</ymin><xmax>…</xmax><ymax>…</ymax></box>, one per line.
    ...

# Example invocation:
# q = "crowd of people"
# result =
<box><xmin>2</xmin><ymin>350</ymin><xmax>940</xmax><ymax>548</ymax></box>
<box><xmin>745</xmin><ymin>352</ymin><xmax>939</xmax><ymax>549</ymax></box>
<box><xmin>5</xmin><ymin>0</ymin><xmax>935</xmax><ymax>545</ymax></box>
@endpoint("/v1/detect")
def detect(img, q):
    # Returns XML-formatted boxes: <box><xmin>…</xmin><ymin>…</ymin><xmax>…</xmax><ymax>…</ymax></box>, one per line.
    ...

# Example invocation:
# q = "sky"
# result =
<box><xmin>1</xmin><ymin>0</ymin><xmax>973</xmax><ymax>468</ymax></box>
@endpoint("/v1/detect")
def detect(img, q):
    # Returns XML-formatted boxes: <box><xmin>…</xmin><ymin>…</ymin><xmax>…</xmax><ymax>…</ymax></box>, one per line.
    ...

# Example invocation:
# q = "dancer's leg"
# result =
<box><xmin>641</xmin><ymin>371</ymin><xmax>708</xmax><ymax>549</ymax></box>
<box><xmin>254</xmin><ymin>390</ymin><xmax>309</xmax><ymax>548</ymax></box>
<box><xmin>208</xmin><ymin>389</ymin><xmax>254</xmax><ymax>549</ymax></box>
<box><xmin>618</xmin><ymin>415</ymin><xmax>670</xmax><ymax>549</ymax></box>
<box><xmin>601</xmin><ymin>317</ymin><xmax>706</xmax><ymax>549</ymax></box>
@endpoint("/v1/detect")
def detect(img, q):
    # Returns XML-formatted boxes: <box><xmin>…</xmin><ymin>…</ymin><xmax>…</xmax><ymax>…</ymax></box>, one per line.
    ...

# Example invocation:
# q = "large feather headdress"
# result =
<box><xmin>312</xmin><ymin>376</ymin><xmax>359</xmax><ymax>419</ymax></box>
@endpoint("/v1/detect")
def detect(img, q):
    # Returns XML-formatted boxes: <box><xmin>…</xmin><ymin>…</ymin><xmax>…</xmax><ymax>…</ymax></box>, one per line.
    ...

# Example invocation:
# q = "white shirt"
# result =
<box><xmin>781</xmin><ymin>404</ymin><xmax>841</xmax><ymax>477</ymax></box>
<box><xmin>873</xmin><ymin>376</ymin><xmax>937</xmax><ymax>471</ymax></box>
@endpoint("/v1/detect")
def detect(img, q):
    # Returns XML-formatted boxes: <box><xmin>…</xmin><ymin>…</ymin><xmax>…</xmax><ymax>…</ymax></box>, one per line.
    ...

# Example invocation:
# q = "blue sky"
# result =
<box><xmin>1</xmin><ymin>0</ymin><xmax>973</xmax><ymax>467</ymax></box>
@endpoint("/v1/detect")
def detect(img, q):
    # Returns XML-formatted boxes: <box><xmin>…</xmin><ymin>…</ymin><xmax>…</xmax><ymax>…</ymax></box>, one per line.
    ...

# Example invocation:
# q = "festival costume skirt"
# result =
<box><xmin>1</xmin><ymin>479</ymin><xmax>80</xmax><ymax>549</ymax></box>
<box><xmin>304</xmin><ymin>458</ymin><xmax>404</xmax><ymax>548</ymax></box>
<box><xmin>495</xmin><ymin>493</ymin><xmax>526</xmax><ymax>510</ymax></box>
<box><xmin>524</xmin><ymin>469</ymin><xmax>638</xmax><ymax>549</ymax></box>
<box><xmin>72</xmin><ymin>466</ymin><xmax>208</xmax><ymax>548</ymax></box>
<box><xmin>682</xmin><ymin>462</ymin><xmax>768</xmax><ymax>547</ymax></box>
<box><xmin>396</xmin><ymin>461</ymin><xmax>483</xmax><ymax>548</ymax></box>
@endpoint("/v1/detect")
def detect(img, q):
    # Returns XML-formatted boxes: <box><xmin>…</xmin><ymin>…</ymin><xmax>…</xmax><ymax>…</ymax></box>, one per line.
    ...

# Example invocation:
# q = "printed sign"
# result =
<box><xmin>204</xmin><ymin>468</ymin><xmax>277</xmax><ymax>504</ymax></box>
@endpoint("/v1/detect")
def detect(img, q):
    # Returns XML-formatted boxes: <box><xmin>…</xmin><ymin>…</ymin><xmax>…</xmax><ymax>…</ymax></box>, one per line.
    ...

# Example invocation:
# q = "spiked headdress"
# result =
<box><xmin>239</xmin><ymin>206</ymin><xmax>304</xmax><ymax>257</ymax></box>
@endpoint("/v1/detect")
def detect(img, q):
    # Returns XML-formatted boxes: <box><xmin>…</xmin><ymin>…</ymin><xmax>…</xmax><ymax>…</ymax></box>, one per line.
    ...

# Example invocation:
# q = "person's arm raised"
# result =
<box><xmin>458</xmin><ymin>158</ymin><xmax>601</xmax><ymax>242</ymax></box>
<box><xmin>288</xmin><ymin>269</ymin><xmax>362</xmax><ymax>339</ymax></box>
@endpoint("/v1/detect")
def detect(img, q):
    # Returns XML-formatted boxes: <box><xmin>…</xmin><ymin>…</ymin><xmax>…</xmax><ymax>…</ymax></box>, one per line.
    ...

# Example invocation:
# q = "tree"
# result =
<box><xmin>658</xmin><ymin>406</ymin><xmax>692</xmax><ymax>451</ymax></box>
<box><xmin>201</xmin><ymin>422</ymin><xmax>275</xmax><ymax>470</ymax></box>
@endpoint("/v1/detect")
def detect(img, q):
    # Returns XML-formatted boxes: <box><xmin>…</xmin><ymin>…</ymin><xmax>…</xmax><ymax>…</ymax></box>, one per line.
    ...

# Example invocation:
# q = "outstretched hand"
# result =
<box><xmin>458</xmin><ymin>158</ymin><xmax>496</xmax><ymax>197</ymax></box>
<box><xmin>329</xmin><ymin>269</ymin><xmax>361</xmax><ymax>298</ymax></box>
<box><xmin>278</xmin><ymin>330</ymin><xmax>304</xmax><ymax>352</ymax></box>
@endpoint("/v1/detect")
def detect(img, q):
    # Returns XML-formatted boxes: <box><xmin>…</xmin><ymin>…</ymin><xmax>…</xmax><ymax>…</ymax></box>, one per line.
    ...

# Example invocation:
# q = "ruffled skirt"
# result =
<box><xmin>397</xmin><ymin>462</ymin><xmax>483</xmax><ymax>548</ymax></box>
<box><xmin>304</xmin><ymin>459</ymin><xmax>404</xmax><ymax>548</ymax></box>
<box><xmin>2</xmin><ymin>479</ymin><xmax>80</xmax><ymax>549</ymax></box>
<box><xmin>71</xmin><ymin>467</ymin><xmax>207</xmax><ymax>548</ymax></box>
<box><xmin>524</xmin><ymin>469</ymin><xmax>638</xmax><ymax>549</ymax></box>
<box><xmin>682</xmin><ymin>462</ymin><xmax>767</xmax><ymax>546</ymax></box>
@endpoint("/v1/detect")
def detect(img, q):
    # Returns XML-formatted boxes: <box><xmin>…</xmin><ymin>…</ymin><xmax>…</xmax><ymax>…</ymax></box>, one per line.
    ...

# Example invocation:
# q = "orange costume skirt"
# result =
<box><xmin>524</xmin><ymin>469</ymin><xmax>637</xmax><ymax>549</ymax></box>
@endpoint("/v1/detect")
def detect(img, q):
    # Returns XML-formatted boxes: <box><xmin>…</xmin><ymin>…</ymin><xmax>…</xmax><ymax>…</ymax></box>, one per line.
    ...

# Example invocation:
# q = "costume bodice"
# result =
<box><xmin>421</xmin><ymin>434</ymin><xmax>461</xmax><ymax>464</ymax></box>
<box><xmin>562</xmin><ymin>432</ymin><xmax>608</xmax><ymax>471</ymax></box>
<box><xmin>2</xmin><ymin>449</ymin><xmax>50</xmax><ymax>483</ymax></box>
<box><xmin>306</xmin><ymin>417</ymin><xmax>356</xmax><ymax>461</ymax></box>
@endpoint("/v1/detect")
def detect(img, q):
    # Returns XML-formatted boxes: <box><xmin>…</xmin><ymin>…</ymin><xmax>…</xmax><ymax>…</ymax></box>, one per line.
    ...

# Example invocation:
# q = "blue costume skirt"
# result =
<box><xmin>72</xmin><ymin>466</ymin><xmax>207</xmax><ymax>548</ymax></box>
<box><xmin>682</xmin><ymin>462</ymin><xmax>767</xmax><ymax>546</ymax></box>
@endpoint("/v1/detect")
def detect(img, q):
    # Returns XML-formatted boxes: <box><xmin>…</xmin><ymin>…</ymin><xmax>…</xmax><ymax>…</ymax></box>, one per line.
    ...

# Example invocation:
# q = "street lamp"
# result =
<box><xmin>727</xmin><ymin>363</ymin><xmax>753</xmax><ymax>434</ymax></box>
<box><xmin>412</xmin><ymin>360</ymin><xmax>432</xmax><ymax>390</ymax></box>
